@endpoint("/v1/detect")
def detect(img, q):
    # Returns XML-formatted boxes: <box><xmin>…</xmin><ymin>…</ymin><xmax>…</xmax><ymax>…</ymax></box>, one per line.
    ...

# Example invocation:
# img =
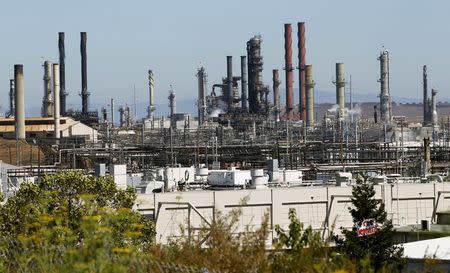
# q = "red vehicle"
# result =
<box><xmin>356</xmin><ymin>219</ymin><xmax>379</xmax><ymax>237</ymax></box>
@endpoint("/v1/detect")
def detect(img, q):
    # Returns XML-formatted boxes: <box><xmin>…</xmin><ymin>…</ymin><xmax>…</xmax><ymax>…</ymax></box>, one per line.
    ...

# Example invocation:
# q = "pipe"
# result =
<box><xmin>53</xmin><ymin>63</ymin><xmax>60</xmax><ymax>139</ymax></box>
<box><xmin>272</xmin><ymin>69</ymin><xmax>280</xmax><ymax>121</ymax></box>
<box><xmin>240</xmin><ymin>56</ymin><xmax>248</xmax><ymax>112</ymax></box>
<box><xmin>58</xmin><ymin>32</ymin><xmax>66</xmax><ymax>115</ymax></box>
<box><xmin>80</xmin><ymin>32</ymin><xmax>89</xmax><ymax>114</ymax></box>
<box><xmin>431</xmin><ymin>89</ymin><xmax>438</xmax><ymax>126</ymax></box>
<box><xmin>335</xmin><ymin>63</ymin><xmax>345</xmax><ymax>115</ymax></box>
<box><xmin>305</xmin><ymin>65</ymin><xmax>315</xmax><ymax>127</ymax></box>
<box><xmin>284</xmin><ymin>24</ymin><xmax>294</xmax><ymax>120</ymax></box>
<box><xmin>42</xmin><ymin>61</ymin><xmax>53</xmax><ymax>117</ymax></box>
<box><xmin>226</xmin><ymin>56</ymin><xmax>233</xmax><ymax>110</ymax></box>
<box><xmin>9</xmin><ymin>79</ymin><xmax>15</xmax><ymax>118</ymax></box>
<box><xmin>14</xmin><ymin>65</ymin><xmax>25</xmax><ymax>140</ymax></box>
<box><xmin>148</xmin><ymin>70</ymin><xmax>155</xmax><ymax>119</ymax></box>
<box><xmin>297</xmin><ymin>22</ymin><xmax>306</xmax><ymax>120</ymax></box>
<box><xmin>110</xmin><ymin>98</ymin><xmax>115</xmax><ymax>128</ymax></box>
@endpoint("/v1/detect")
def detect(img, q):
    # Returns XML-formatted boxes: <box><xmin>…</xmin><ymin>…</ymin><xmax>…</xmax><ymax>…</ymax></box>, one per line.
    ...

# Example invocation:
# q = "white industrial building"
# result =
<box><xmin>0</xmin><ymin>117</ymin><xmax>98</xmax><ymax>142</ymax></box>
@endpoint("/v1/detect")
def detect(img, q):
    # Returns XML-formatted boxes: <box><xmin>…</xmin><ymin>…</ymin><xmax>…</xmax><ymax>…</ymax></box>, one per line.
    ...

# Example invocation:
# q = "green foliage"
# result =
<box><xmin>0</xmin><ymin>171</ymin><xmax>155</xmax><ymax>272</ymax></box>
<box><xmin>335</xmin><ymin>178</ymin><xmax>405</xmax><ymax>272</ymax></box>
<box><xmin>271</xmin><ymin>208</ymin><xmax>356</xmax><ymax>273</ymax></box>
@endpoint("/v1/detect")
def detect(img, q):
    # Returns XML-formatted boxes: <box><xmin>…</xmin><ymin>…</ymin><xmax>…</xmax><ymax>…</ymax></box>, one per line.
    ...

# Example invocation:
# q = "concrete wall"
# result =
<box><xmin>134</xmin><ymin>183</ymin><xmax>450</xmax><ymax>244</ymax></box>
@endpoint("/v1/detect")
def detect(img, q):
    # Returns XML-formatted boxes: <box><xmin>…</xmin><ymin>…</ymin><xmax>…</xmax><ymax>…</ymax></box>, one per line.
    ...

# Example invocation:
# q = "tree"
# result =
<box><xmin>335</xmin><ymin>177</ymin><xmax>404</xmax><ymax>272</ymax></box>
<box><xmin>0</xmin><ymin>171</ymin><xmax>155</xmax><ymax>272</ymax></box>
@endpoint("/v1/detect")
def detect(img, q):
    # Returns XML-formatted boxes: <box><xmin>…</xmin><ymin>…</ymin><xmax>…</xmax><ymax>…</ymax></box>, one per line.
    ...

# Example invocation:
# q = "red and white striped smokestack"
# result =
<box><xmin>284</xmin><ymin>23</ymin><xmax>294</xmax><ymax>120</ymax></box>
<box><xmin>297</xmin><ymin>22</ymin><xmax>306</xmax><ymax>121</ymax></box>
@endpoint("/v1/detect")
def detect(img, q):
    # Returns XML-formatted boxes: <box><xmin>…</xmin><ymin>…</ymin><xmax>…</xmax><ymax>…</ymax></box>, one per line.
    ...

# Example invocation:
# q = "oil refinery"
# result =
<box><xmin>1</xmin><ymin>22</ymin><xmax>450</xmax><ymax>245</ymax></box>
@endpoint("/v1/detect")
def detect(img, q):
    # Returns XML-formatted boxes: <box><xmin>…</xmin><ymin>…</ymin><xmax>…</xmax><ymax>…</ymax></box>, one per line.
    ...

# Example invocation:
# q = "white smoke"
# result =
<box><xmin>210</xmin><ymin>108</ymin><xmax>224</xmax><ymax>118</ymax></box>
<box><xmin>347</xmin><ymin>104</ymin><xmax>362</xmax><ymax>116</ymax></box>
<box><xmin>327</xmin><ymin>104</ymin><xmax>339</xmax><ymax>113</ymax></box>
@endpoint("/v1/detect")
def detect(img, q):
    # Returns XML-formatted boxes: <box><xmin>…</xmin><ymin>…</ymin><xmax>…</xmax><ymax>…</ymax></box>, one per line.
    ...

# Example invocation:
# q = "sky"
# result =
<box><xmin>0</xmin><ymin>0</ymin><xmax>449</xmax><ymax>117</ymax></box>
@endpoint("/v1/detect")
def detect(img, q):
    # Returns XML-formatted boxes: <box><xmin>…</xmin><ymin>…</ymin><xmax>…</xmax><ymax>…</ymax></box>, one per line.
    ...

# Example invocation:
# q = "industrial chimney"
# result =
<box><xmin>80</xmin><ymin>32</ymin><xmax>90</xmax><ymax>114</ymax></box>
<box><xmin>14</xmin><ymin>65</ymin><xmax>25</xmax><ymax>140</ymax></box>
<box><xmin>334</xmin><ymin>63</ymin><xmax>346</xmax><ymax>117</ymax></box>
<box><xmin>305</xmin><ymin>65</ymin><xmax>315</xmax><ymax>128</ymax></box>
<box><xmin>297</xmin><ymin>22</ymin><xmax>306</xmax><ymax>121</ymax></box>
<box><xmin>59</xmin><ymin>32</ymin><xmax>67</xmax><ymax>115</ymax></box>
<box><xmin>53</xmin><ymin>63</ymin><xmax>60</xmax><ymax>139</ymax></box>
<box><xmin>284</xmin><ymin>23</ymin><xmax>294</xmax><ymax>120</ymax></box>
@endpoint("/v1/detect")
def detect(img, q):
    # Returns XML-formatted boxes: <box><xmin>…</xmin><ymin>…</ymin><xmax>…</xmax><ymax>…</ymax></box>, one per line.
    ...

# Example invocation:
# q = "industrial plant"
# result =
<box><xmin>2</xmin><ymin>22</ymin><xmax>450</xmax><ymax>247</ymax></box>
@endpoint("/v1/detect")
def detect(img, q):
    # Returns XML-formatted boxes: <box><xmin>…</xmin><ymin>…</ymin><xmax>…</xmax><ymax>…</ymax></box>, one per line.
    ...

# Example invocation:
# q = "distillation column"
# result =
<box><xmin>110</xmin><ymin>98</ymin><xmax>115</xmax><ymax>128</ymax></box>
<box><xmin>59</xmin><ymin>32</ymin><xmax>67</xmax><ymax>115</ymax></box>
<box><xmin>284</xmin><ymin>24</ymin><xmax>294</xmax><ymax>120</ymax></box>
<box><xmin>272</xmin><ymin>69</ymin><xmax>281</xmax><ymax>121</ymax></box>
<box><xmin>14</xmin><ymin>65</ymin><xmax>25</xmax><ymax>140</ymax></box>
<box><xmin>80</xmin><ymin>32</ymin><xmax>90</xmax><ymax>114</ymax></box>
<box><xmin>431</xmin><ymin>89</ymin><xmax>438</xmax><ymax>127</ymax></box>
<box><xmin>305</xmin><ymin>65</ymin><xmax>315</xmax><ymax>128</ymax></box>
<box><xmin>169</xmin><ymin>89</ymin><xmax>176</xmax><ymax>130</ymax></box>
<box><xmin>148</xmin><ymin>70</ymin><xmax>155</xmax><ymax>119</ymax></box>
<box><xmin>42</xmin><ymin>61</ymin><xmax>53</xmax><ymax>117</ymax></box>
<box><xmin>334</xmin><ymin>63</ymin><xmax>346</xmax><ymax>118</ymax></box>
<box><xmin>240</xmin><ymin>56</ymin><xmax>248</xmax><ymax>112</ymax></box>
<box><xmin>226</xmin><ymin>56</ymin><xmax>233</xmax><ymax>111</ymax></box>
<box><xmin>53</xmin><ymin>64</ymin><xmax>60</xmax><ymax>139</ymax></box>
<box><xmin>196</xmin><ymin>67</ymin><xmax>207</xmax><ymax>126</ymax></box>
<box><xmin>8</xmin><ymin>79</ymin><xmax>15</xmax><ymax>118</ymax></box>
<box><xmin>297</xmin><ymin>22</ymin><xmax>306</xmax><ymax>120</ymax></box>
<box><xmin>378</xmin><ymin>50</ymin><xmax>392</xmax><ymax>124</ymax></box>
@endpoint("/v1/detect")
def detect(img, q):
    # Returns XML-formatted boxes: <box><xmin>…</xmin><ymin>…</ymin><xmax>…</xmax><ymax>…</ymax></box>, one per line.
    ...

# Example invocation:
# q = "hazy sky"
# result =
<box><xmin>0</xmin><ymin>0</ymin><xmax>449</xmax><ymax>116</ymax></box>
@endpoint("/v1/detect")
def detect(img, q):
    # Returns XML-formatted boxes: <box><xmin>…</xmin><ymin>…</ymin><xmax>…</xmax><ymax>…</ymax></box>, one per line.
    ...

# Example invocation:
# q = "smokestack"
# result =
<box><xmin>59</xmin><ymin>32</ymin><xmax>66</xmax><ymax>115</ymax></box>
<box><xmin>305</xmin><ymin>65</ymin><xmax>315</xmax><ymax>127</ymax></box>
<box><xmin>169</xmin><ymin>89</ymin><xmax>176</xmax><ymax>130</ymax></box>
<box><xmin>196</xmin><ymin>67</ymin><xmax>207</xmax><ymax>125</ymax></box>
<box><xmin>297</xmin><ymin>22</ymin><xmax>306</xmax><ymax>120</ymax></box>
<box><xmin>148</xmin><ymin>70</ymin><xmax>155</xmax><ymax>119</ymax></box>
<box><xmin>240</xmin><ymin>56</ymin><xmax>248</xmax><ymax>112</ymax></box>
<box><xmin>335</xmin><ymin>63</ymin><xmax>346</xmax><ymax>116</ymax></box>
<box><xmin>14</xmin><ymin>65</ymin><xmax>25</xmax><ymax>140</ymax></box>
<box><xmin>423</xmin><ymin>65</ymin><xmax>429</xmax><ymax>125</ymax></box>
<box><xmin>226</xmin><ymin>56</ymin><xmax>233</xmax><ymax>110</ymax></box>
<box><xmin>53</xmin><ymin>64</ymin><xmax>60</xmax><ymax>139</ymax></box>
<box><xmin>110</xmin><ymin>98</ymin><xmax>115</xmax><ymax>128</ymax></box>
<box><xmin>273</xmin><ymin>69</ymin><xmax>281</xmax><ymax>121</ymax></box>
<box><xmin>431</xmin><ymin>89</ymin><xmax>438</xmax><ymax>126</ymax></box>
<box><xmin>9</xmin><ymin>79</ymin><xmax>15</xmax><ymax>118</ymax></box>
<box><xmin>284</xmin><ymin>24</ymin><xmax>294</xmax><ymax>120</ymax></box>
<box><xmin>80</xmin><ymin>32</ymin><xmax>90</xmax><ymax>114</ymax></box>
<box><xmin>378</xmin><ymin>49</ymin><xmax>391</xmax><ymax>124</ymax></box>
<box><xmin>42</xmin><ymin>61</ymin><xmax>53</xmax><ymax>117</ymax></box>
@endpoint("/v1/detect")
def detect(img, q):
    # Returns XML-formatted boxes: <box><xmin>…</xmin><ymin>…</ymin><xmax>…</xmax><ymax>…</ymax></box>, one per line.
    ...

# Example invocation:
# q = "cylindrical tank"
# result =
<box><xmin>14</xmin><ymin>65</ymin><xmax>25</xmax><ymax>140</ymax></box>
<box><xmin>305</xmin><ymin>65</ymin><xmax>315</xmax><ymax>127</ymax></box>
